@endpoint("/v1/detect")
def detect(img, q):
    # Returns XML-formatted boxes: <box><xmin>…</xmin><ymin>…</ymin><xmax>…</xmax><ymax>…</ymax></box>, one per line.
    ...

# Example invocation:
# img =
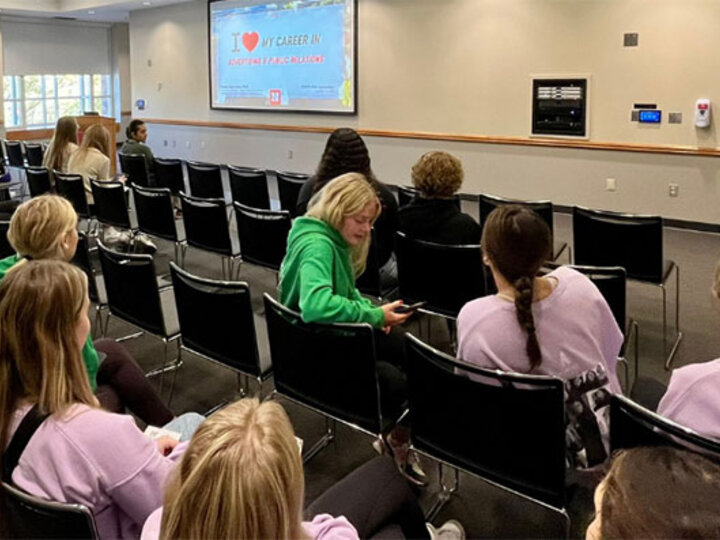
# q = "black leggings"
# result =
<box><xmin>306</xmin><ymin>456</ymin><xmax>429</xmax><ymax>539</ymax></box>
<box><xmin>374</xmin><ymin>329</ymin><xmax>408</xmax><ymax>422</ymax></box>
<box><xmin>93</xmin><ymin>339</ymin><xmax>174</xmax><ymax>426</ymax></box>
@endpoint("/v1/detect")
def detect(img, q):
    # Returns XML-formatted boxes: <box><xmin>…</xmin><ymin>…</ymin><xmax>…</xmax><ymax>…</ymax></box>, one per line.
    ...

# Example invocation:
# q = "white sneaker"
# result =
<box><xmin>426</xmin><ymin>520</ymin><xmax>465</xmax><ymax>540</ymax></box>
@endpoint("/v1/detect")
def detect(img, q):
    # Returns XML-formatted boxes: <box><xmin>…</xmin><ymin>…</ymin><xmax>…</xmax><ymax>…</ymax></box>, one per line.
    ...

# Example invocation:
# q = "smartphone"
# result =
<box><xmin>394</xmin><ymin>301</ymin><xmax>427</xmax><ymax>314</ymax></box>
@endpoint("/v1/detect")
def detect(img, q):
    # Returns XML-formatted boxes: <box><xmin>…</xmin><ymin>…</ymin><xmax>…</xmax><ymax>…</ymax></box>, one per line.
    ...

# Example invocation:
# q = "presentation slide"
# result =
<box><xmin>209</xmin><ymin>0</ymin><xmax>356</xmax><ymax>114</ymax></box>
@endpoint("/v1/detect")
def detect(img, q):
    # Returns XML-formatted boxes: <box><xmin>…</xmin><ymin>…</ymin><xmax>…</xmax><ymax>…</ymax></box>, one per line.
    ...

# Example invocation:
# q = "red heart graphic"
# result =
<box><xmin>242</xmin><ymin>32</ymin><xmax>259</xmax><ymax>53</ymax></box>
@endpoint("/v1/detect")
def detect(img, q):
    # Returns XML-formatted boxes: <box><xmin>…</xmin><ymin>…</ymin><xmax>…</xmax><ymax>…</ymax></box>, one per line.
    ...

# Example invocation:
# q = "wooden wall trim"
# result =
<box><xmin>140</xmin><ymin>117</ymin><xmax>720</xmax><ymax>158</ymax></box>
<box><xmin>6</xmin><ymin>122</ymin><xmax>121</xmax><ymax>141</ymax></box>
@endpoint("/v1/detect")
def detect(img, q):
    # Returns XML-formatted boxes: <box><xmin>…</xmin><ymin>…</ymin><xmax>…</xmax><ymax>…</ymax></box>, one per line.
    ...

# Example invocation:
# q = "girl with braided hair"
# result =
<box><xmin>457</xmin><ymin>205</ymin><xmax>623</xmax><ymax>467</ymax></box>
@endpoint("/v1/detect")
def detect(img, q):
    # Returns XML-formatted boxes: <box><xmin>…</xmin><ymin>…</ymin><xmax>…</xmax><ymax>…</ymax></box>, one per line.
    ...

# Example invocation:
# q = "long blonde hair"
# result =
<box><xmin>161</xmin><ymin>399</ymin><xmax>306</xmax><ymax>540</ymax></box>
<box><xmin>306</xmin><ymin>172</ymin><xmax>381</xmax><ymax>276</ymax></box>
<box><xmin>0</xmin><ymin>261</ymin><xmax>97</xmax><ymax>457</ymax></box>
<box><xmin>46</xmin><ymin>116</ymin><xmax>79</xmax><ymax>172</ymax></box>
<box><xmin>77</xmin><ymin>124</ymin><xmax>111</xmax><ymax>159</ymax></box>
<box><xmin>7</xmin><ymin>195</ymin><xmax>77</xmax><ymax>263</ymax></box>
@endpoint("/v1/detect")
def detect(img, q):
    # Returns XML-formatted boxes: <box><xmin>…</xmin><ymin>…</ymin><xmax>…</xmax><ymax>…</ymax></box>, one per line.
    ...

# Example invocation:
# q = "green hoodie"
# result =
<box><xmin>279</xmin><ymin>217</ymin><xmax>385</xmax><ymax>328</ymax></box>
<box><xmin>0</xmin><ymin>254</ymin><xmax>99</xmax><ymax>391</ymax></box>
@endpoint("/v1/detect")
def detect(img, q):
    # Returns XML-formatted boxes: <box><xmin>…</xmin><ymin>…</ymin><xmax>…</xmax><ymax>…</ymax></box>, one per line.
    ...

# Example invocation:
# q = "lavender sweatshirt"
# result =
<box><xmin>141</xmin><ymin>507</ymin><xmax>360</xmax><ymax>540</ymax></box>
<box><xmin>657</xmin><ymin>358</ymin><xmax>720</xmax><ymax>440</ymax></box>
<box><xmin>8</xmin><ymin>403</ymin><xmax>186</xmax><ymax>539</ymax></box>
<box><xmin>457</xmin><ymin>266</ymin><xmax>623</xmax><ymax>393</ymax></box>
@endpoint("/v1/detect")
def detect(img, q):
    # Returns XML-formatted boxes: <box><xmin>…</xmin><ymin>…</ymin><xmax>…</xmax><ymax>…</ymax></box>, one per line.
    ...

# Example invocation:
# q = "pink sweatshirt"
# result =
<box><xmin>657</xmin><ymin>358</ymin><xmax>720</xmax><ymax>440</ymax></box>
<box><xmin>457</xmin><ymin>266</ymin><xmax>623</xmax><ymax>393</ymax></box>
<box><xmin>7</xmin><ymin>403</ymin><xmax>186</xmax><ymax>539</ymax></box>
<box><xmin>141</xmin><ymin>507</ymin><xmax>360</xmax><ymax>540</ymax></box>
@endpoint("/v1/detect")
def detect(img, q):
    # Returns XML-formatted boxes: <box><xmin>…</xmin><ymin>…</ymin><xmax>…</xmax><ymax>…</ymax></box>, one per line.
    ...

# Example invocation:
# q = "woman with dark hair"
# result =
<box><xmin>296</xmin><ymin>128</ymin><xmax>398</xmax><ymax>277</ymax></box>
<box><xmin>457</xmin><ymin>205</ymin><xmax>623</xmax><ymax>467</ymax></box>
<box><xmin>121</xmin><ymin>119</ymin><xmax>155</xmax><ymax>182</ymax></box>
<box><xmin>586</xmin><ymin>446</ymin><xmax>720</xmax><ymax>539</ymax></box>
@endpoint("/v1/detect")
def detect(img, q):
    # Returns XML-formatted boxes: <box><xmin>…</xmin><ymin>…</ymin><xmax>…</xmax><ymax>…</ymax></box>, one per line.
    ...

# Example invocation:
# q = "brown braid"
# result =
<box><xmin>513</xmin><ymin>275</ymin><xmax>541</xmax><ymax>369</ymax></box>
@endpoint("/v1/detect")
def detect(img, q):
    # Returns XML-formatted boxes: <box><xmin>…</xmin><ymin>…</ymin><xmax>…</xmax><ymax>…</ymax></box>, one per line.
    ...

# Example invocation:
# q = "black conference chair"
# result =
<box><xmin>356</xmin><ymin>229</ymin><xmax>397</xmax><ymax>300</ymax></box>
<box><xmin>186</xmin><ymin>161</ymin><xmax>224</xmax><ymax>199</ymax></box>
<box><xmin>395</xmin><ymin>231</ymin><xmax>485</xmax><ymax>319</ymax></box>
<box><xmin>2</xmin><ymin>481</ymin><xmax>99</xmax><ymax>539</ymax></box>
<box><xmin>264</xmin><ymin>293</ymin><xmax>392</xmax><ymax>462</ymax></box>
<box><xmin>23</xmin><ymin>142</ymin><xmax>44</xmax><ymax>167</ymax></box>
<box><xmin>0</xmin><ymin>220</ymin><xmax>13</xmax><ymax>258</ymax></box>
<box><xmin>97</xmin><ymin>241</ymin><xmax>181</xmax><ymax>380</ymax></box>
<box><xmin>90</xmin><ymin>180</ymin><xmax>132</xmax><ymax>231</ymax></box>
<box><xmin>228</xmin><ymin>165</ymin><xmax>270</xmax><ymax>209</ymax></box>
<box><xmin>276</xmin><ymin>170</ymin><xmax>309</xmax><ymax>216</ymax></box>
<box><xmin>71</xmin><ymin>230</ymin><xmax>106</xmax><ymax>333</ymax></box>
<box><xmin>397</xmin><ymin>185</ymin><xmax>419</xmax><ymax>207</ymax></box>
<box><xmin>572</xmin><ymin>206</ymin><xmax>681</xmax><ymax>369</ymax></box>
<box><xmin>179</xmin><ymin>192</ymin><xmax>240</xmax><ymax>278</ymax></box>
<box><xmin>55</xmin><ymin>172</ymin><xmax>91</xmax><ymax>220</ymax></box>
<box><xmin>4</xmin><ymin>140</ymin><xmax>25</xmax><ymax>168</ymax></box>
<box><xmin>479</xmin><ymin>193</ymin><xmax>569</xmax><ymax>262</ymax></box>
<box><xmin>132</xmin><ymin>184</ymin><xmax>186</xmax><ymax>263</ymax></box>
<box><xmin>233</xmin><ymin>202</ymin><xmax>291</xmax><ymax>271</ymax></box>
<box><xmin>153</xmin><ymin>157</ymin><xmax>185</xmax><ymax>195</ymax></box>
<box><xmin>610</xmin><ymin>394</ymin><xmax>720</xmax><ymax>462</ymax></box>
<box><xmin>119</xmin><ymin>152</ymin><xmax>151</xmax><ymax>188</ymax></box>
<box><xmin>26</xmin><ymin>167</ymin><xmax>52</xmax><ymax>197</ymax></box>
<box><xmin>170</xmin><ymin>262</ymin><xmax>271</xmax><ymax>408</ymax></box>
<box><xmin>404</xmin><ymin>334</ymin><xmax>568</xmax><ymax>531</ymax></box>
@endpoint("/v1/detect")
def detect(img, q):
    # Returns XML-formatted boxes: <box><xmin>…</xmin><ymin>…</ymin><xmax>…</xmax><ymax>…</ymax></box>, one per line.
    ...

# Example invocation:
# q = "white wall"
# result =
<box><xmin>130</xmin><ymin>0</ymin><xmax>720</xmax><ymax>225</ymax></box>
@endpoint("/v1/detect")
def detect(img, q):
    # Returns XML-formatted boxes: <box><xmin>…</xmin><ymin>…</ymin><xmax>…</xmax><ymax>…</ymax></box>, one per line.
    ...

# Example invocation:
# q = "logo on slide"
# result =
<box><xmin>242</xmin><ymin>32</ymin><xmax>259</xmax><ymax>53</ymax></box>
<box><xmin>269</xmin><ymin>89</ymin><xmax>282</xmax><ymax>106</ymax></box>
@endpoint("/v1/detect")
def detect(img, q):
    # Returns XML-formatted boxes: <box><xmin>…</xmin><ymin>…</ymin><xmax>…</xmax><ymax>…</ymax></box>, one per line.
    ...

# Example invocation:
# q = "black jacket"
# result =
<box><xmin>399</xmin><ymin>197</ymin><xmax>481</xmax><ymax>245</ymax></box>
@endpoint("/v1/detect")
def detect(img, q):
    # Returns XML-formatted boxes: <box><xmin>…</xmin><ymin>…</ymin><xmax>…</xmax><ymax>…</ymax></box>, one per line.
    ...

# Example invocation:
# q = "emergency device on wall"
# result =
<box><xmin>695</xmin><ymin>99</ymin><xmax>711</xmax><ymax>128</ymax></box>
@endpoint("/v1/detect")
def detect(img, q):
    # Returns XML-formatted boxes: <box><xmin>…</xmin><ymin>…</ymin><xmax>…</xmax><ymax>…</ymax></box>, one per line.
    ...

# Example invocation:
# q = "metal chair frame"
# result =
<box><xmin>132</xmin><ymin>184</ymin><xmax>186</xmax><ymax>264</ymax></box>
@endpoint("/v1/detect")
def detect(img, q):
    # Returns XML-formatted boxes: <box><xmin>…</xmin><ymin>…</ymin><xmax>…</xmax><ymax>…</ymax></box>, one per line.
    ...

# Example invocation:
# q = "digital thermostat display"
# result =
<box><xmin>638</xmin><ymin>110</ymin><xmax>661</xmax><ymax>123</ymax></box>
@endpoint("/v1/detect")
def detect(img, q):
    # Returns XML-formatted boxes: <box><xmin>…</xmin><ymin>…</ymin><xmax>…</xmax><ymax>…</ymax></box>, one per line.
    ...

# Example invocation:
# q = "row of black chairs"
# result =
<box><xmin>1</xmin><ymin>139</ymin><xmax>45</xmax><ymax>169</ymax></box>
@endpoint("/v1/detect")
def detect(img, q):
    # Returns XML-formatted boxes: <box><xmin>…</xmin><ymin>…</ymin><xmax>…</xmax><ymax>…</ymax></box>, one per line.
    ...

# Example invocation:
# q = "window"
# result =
<box><xmin>3</xmin><ymin>74</ymin><xmax>113</xmax><ymax>130</ymax></box>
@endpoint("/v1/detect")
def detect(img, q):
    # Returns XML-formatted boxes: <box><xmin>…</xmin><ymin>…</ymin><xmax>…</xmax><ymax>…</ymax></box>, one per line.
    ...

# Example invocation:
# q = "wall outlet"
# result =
<box><xmin>606</xmin><ymin>177</ymin><xmax>617</xmax><ymax>191</ymax></box>
<box><xmin>287</xmin><ymin>149</ymin><xmax>293</xmax><ymax>159</ymax></box>
<box><xmin>185</xmin><ymin>140</ymin><xmax>191</xmax><ymax>149</ymax></box>
<box><xmin>200</xmin><ymin>140</ymin><xmax>206</xmax><ymax>149</ymax></box>
<box><xmin>163</xmin><ymin>139</ymin><xmax>168</xmax><ymax>147</ymax></box>
<box><xmin>669</xmin><ymin>183</ymin><xmax>679</xmax><ymax>197</ymax></box>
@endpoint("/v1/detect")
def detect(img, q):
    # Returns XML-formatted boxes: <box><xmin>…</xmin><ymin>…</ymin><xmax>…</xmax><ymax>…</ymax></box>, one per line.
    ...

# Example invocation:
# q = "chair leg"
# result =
<box><xmin>302</xmin><ymin>417</ymin><xmax>336</xmax><ymax>464</ymax></box>
<box><xmin>664</xmin><ymin>265</ymin><xmax>683</xmax><ymax>370</ymax></box>
<box><xmin>424</xmin><ymin>463</ymin><xmax>460</xmax><ymax>521</ymax></box>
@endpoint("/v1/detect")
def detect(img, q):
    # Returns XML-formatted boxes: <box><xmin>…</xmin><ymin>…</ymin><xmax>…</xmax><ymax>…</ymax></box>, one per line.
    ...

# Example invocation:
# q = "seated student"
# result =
<box><xmin>120</xmin><ymin>119</ymin><xmax>155</xmax><ymax>183</ymax></box>
<box><xmin>586</xmin><ymin>446</ymin><xmax>720</xmax><ymax>539</ymax></box>
<box><xmin>1</xmin><ymin>195</ymin><xmax>172</xmax><ymax>426</ymax></box>
<box><xmin>67</xmin><ymin>123</ymin><xmax>113</xmax><ymax>202</ymax></box>
<box><xmin>457</xmin><ymin>205</ymin><xmax>623</xmax><ymax>467</ymax></box>
<box><xmin>0</xmin><ymin>261</ymin><xmax>203</xmax><ymax>539</ymax></box>
<box><xmin>655</xmin><ymin>261</ymin><xmax>720</xmax><ymax>439</ymax></box>
<box><xmin>296</xmin><ymin>128</ymin><xmax>399</xmax><ymax>282</ymax></box>
<box><xmin>281</xmin><ymin>173</ymin><xmax>428</xmax><ymax>484</ymax></box>
<box><xmin>142</xmin><ymin>398</ymin><xmax>463</xmax><ymax>540</ymax></box>
<box><xmin>399</xmin><ymin>151</ymin><xmax>481</xmax><ymax>244</ymax></box>
<box><xmin>43</xmin><ymin>115</ymin><xmax>79</xmax><ymax>175</ymax></box>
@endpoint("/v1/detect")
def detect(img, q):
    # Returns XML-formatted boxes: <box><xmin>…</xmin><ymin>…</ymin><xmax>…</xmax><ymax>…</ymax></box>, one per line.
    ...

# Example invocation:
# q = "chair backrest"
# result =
<box><xmin>228</xmin><ymin>165</ymin><xmax>270</xmax><ymax>209</ymax></box>
<box><xmin>118</xmin><ymin>153</ymin><xmax>150</xmax><ymax>188</ymax></box>
<box><xmin>179</xmin><ymin>192</ymin><xmax>233</xmax><ymax>255</ymax></box>
<box><xmin>71</xmin><ymin>231</ymin><xmax>99</xmax><ymax>304</ymax></box>
<box><xmin>610</xmin><ymin>395</ymin><xmax>720</xmax><ymax>463</ymax></box>
<box><xmin>276</xmin><ymin>170</ymin><xmax>309</xmax><ymax>215</ymax></box>
<box><xmin>97</xmin><ymin>241</ymin><xmax>168</xmax><ymax>336</ymax></box>
<box><xmin>23</xmin><ymin>143</ymin><xmax>44</xmax><ymax>167</ymax></box>
<box><xmin>569</xmin><ymin>264</ymin><xmax>626</xmax><ymax>332</ymax></box>
<box><xmin>405</xmin><ymin>333</ymin><xmax>566</xmax><ymax>508</ymax></box>
<box><xmin>26</xmin><ymin>167</ymin><xmax>52</xmax><ymax>197</ymax></box>
<box><xmin>479</xmin><ymin>193</ymin><xmax>555</xmax><ymax>235</ymax></box>
<box><xmin>0</xmin><ymin>220</ymin><xmax>13</xmax><ymax>259</ymax></box>
<box><xmin>397</xmin><ymin>185</ymin><xmax>419</xmax><ymax>207</ymax></box>
<box><xmin>395</xmin><ymin>231</ymin><xmax>486</xmax><ymax>318</ymax></box>
<box><xmin>90</xmin><ymin>180</ymin><xmax>130</xmax><ymax>229</ymax></box>
<box><xmin>355</xmin><ymin>229</ymin><xmax>382</xmax><ymax>298</ymax></box>
<box><xmin>132</xmin><ymin>185</ymin><xmax>177</xmax><ymax>241</ymax></box>
<box><xmin>5</xmin><ymin>140</ymin><xmax>24</xmax><ymax>167</ymax></box>
<box><xmin>2</xmin><ymin>481</ymin><xmax>99</xmax><ymax>539</ymax></box>
<box><xmin>153</xmin><ymin>157</ymin><xmax>185</xmax><ymax>194</ymax></box>
<box><xmin>55</xmin><ymin>173</ymin><xmax>90</xmax><ymax>219</ymax></box>
<box><xmin>263</xmin><ymin>294</ymin><xmax>383</xmax><ymax>434</ymax></box>
<box><xmin>186</xmin><ymin>161</ymin><xmax>224</xmax><ymax>199</ymax></box>
<box><xmin>170</xmin><ymin>262</ymin><xmax>264</xmax><ymax>377</ymax></box>
<box><xmin>233</xmin><ymin>202</ymin><xmax>290</xmax><ymax>270</ymax></box>
<box><xmin>573</xmin><ymin>206</ymin><xmax>665</xmax><ymax>283</ymax></box>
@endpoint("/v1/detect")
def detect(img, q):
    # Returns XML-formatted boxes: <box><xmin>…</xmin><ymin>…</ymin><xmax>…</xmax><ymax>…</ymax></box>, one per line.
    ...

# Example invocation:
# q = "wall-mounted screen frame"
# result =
<box><xmin>208</xmin><ymin>0</ymin><xmax>357</xmax><ymax>115</ymax></box>
<box><xmin>531</xmin><ymin>77</ymin><xmax>588</xmax><ymax>138</ymax></box>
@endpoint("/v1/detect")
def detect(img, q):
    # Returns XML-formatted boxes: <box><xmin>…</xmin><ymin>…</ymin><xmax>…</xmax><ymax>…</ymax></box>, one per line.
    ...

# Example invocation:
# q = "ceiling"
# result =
<box><xmin>0</xmin><ymin>0</ymin><xmax>197</xmax><ymax>23</ymax></box>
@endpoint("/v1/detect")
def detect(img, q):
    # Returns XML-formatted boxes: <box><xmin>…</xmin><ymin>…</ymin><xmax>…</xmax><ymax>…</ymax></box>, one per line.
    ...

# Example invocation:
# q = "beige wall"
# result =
<box><xmin>130</xmin><ymin>0</ymin><xmax>720</xmax><ymax>224</ymax></box>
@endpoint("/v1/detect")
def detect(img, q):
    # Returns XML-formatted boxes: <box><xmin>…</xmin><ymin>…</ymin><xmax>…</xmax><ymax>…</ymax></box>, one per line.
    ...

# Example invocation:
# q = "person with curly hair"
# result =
<box><xmin>399</xmin><ymin>151</ymin><xmax>481</xmax><ymax>244</ymax></box>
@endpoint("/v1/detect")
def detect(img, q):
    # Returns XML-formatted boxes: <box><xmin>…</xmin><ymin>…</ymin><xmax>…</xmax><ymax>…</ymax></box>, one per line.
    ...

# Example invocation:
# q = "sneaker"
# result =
<box><xmin>426</xmin><ymin>520</ymin><xmax>465</xmax><ymax>540</ymax></box>
<box><xmin>134</xmin><ymin>234</ymin><xmax>157</xmax><ymax>254</ymax></box>
<box><xmin>386</xmin><ymin>435</ymin><xmax>429</xmax><ymax>487</ymax></box>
